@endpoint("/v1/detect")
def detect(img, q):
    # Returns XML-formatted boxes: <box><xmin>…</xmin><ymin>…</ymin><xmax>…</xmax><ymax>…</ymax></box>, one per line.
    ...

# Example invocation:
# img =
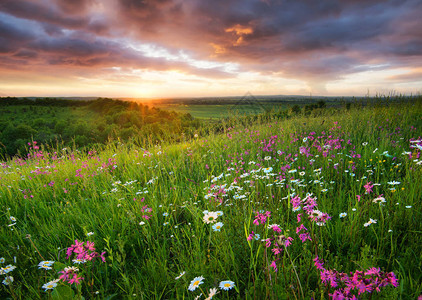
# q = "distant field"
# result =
<box><xmin>146</xmin><ymin>95</ymin><xmax>340</xmax><ymax>119</ymax></box>
<box><xmin>152</xmin><ymin>103</ymin><xmax>288</xmax><ymax>119</ymax></box>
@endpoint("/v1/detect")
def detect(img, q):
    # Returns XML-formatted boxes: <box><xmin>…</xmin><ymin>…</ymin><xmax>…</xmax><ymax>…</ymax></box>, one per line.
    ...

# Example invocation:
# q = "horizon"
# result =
<box><xmin>4</xmin><ymin>92</ymin><xmax>421</xmax><ymax>102</ymax></box>
<box><xmin>1</xmin><ymin>0</ymin><xmax>422</xmax><ymax>98</ymax></box>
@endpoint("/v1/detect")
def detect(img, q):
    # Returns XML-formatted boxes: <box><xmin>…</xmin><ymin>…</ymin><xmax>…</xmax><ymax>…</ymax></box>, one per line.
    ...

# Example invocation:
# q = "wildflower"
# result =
<box><xmin>215</xmin><ymin>211</ymin><xmax>223</xmax><ymax>216</ymax></box>
<box><xmin>299</xmin><ymin>233</ymin><xmax>312</xmax><ymax>242</ymax></box>
<box><xmin>219</xmin><ymin>280</ymin><xmax>235</xmax><ymax>291</ymax></box>
<box><xmin>42</xmin><ymin>279</ymin><xmax>59</xmax><ymax>291</ymax></box>
<box><xmin>268</xmin><ymin>224</ymin><xmax>282</xmax><ymax>233</ymax></box>
<box><xmin>188</xmin><ymin>276</ymin><xmax>205</xmax><ymax>291</ymax></box>
<box><xmin>163</xmin><ymin>212</ymin><xmax>169</xmax><ymax>217</ymax></box>
<box><xmin>269</xmin><ymin>261</ymin><xmax>278</xmax><ymax>272</ymax></box>
<box><xmin>276</xmin><ymin>235</ymin><xmax>294</xmax><ymax>247</ymax></box>
<box><xmin>373</xmin><ymin>196</ymin><xmax>386</xmax><ymax>204</ymax></box>
<box><xmin>86</xmin><ymin>232</ymin><xmax>94</xmax><ymax>236</ymax></box>
<box><xmin>10</xmin><ymin>216</ymin><xmax>16</xmax><ymax>222</ymax></box>
<box><xmin>59</xmin><ymin>267</ymin><xmax>79</xmax><ymax>281</ymax></box>
<box><xmin>387</xmin><ymin>181</ymin><xmax>401</xmax><ymax>185</ymax></box>
<box><xmin>72</xmin><ymin>259</ymin><xmax>86</xmax><ymax>264</ymax></box>
<box><xmin>313</xmin><ymin>256</ymin><xmax>324</xmax><ymax>270</ymax></box>
<box><xmin>139</xmin><ymin>221</ymin><xmax>145</xmax><ymax>225</ymax></box>
<box><xmin>212</xmin><ymin>222</ymin><xmax>224</xmax><ymax>231</ymax></box>
<box><xmin>310</xmin><ymin>210</ymin><xmax>331</xmax><ymax>226</ymax></box>
<box><xmin>0</xmin><ymin>265</ymin><xmax>16</xmax><ymax>274</ymax></box>
<box><xmin>264</xmin><ymin>156</ymin><xmax>271</xmax><ymax>161</ymax></box>
<box><xmin>163</xmin><ymin>222</ymin><xmax>169</xmax><ymax>226</ymax></box>
<box><xmin>0</xmin><ymin>257</ymin><xmax>5</xmax><ymax>263</ymax></box>
<box><xmin>38</xmin><ymin>261</ymin><xmax>55</xmax><ymax>270</ymax></box>
<box><xmin>339</xmin><ymin>212</ymin><xmax>347</xmax><ymax>218</ymax></box>
<box><xmin>299</xmin><ymin>171</ymin><xmax>305</xmax><ymax>176</ymax></box>
<box><xmin>296</xmin><ymin>224</ymin><xmax>307</xmax><ymax>234</ymax></box>
<box><xmin>364</xmin><ymin>218</ymin><xmax>377</xmax><ymax>227</ymax></box>
<box><xmin>205</xmin><ymin>287</ymin><xmax>219</xmax><ymax>300</ymax></box>
<box><xmin>59</xmin><ymin>266</ymin><xmax>79</xmax><ymax>281</ymax></box>
<box><xmin>253</xmin><ymin>210</ymin><xmax>271</xmax><ymax>225</ymax></box>
<box><xmin>263</xmin><ymin>238</ymin><xmax>272</xmax><ymax>248</ymax></box>
<box><xmin>405</xmin><ymin>205</ymin><xmax>412</xmax><ymax>209</ymax></box>
<box><xmin>175</xmin><ymin>271</ymin><xmax>185</xmax><ymax>280</ymax></box>
<box><xmin>2</xmin><ymin>276</ymin><xmax>13</xmax><ymax>285</ymax></box>
<box><xmin>364</xmin><ymin>182</ymin><xmax>374</xmax><ymax>194</ymax></box>
<box><xmin>263</xmin><ymin>167</ymin><xmax>273</xmax><ymax>173</ymax></box>
<box><xmin>203</xmin><ymin>212</ymin><xmax>218</xmax><ymax>224</ymax></box>
<box><xmin>68</xmin><ymin>273</ymin><xmax>84</xmax><ymax>285</ymax></box>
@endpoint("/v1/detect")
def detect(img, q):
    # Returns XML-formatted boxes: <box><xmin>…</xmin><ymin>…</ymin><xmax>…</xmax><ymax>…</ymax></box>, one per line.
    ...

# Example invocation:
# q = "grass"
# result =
<box><xmin>0</xmin><ymin>98</ymin><xmax>421</xmax><ymax>299</ymax></box>
<box><xmin>151</xmin><ymin>103</ymin><xmax>287</xmax><ymax>119</ymax></box>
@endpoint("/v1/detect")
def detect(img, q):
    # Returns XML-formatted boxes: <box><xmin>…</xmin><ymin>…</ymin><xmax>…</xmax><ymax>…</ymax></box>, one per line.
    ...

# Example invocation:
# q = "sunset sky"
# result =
<box><xmin>1</xmin><ymin>0</ymin><xmax>421</xmax><ymax>98</ymax></box>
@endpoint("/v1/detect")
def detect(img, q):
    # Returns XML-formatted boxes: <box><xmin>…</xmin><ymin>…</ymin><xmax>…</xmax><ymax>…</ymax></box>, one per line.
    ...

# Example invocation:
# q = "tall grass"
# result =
<box><xmin>0</xmin><ymin>97</ymin><xmax>421</xmax><ymax>299</ymax></box>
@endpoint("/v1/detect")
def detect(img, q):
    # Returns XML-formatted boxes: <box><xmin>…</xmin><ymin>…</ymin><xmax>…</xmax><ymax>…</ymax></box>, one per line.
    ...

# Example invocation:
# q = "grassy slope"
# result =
<box><xmin>0</xmin><ymin>101</ymin><xmax>421</xmax><ymax>299</ymax></box>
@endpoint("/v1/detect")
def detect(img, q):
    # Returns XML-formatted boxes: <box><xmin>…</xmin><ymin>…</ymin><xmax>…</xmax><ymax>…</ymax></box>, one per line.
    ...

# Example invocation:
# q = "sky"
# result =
<box><xmin>1</xmin><ymin>0</ymin><xmax>422</xmax><ymax>98</ymax></box>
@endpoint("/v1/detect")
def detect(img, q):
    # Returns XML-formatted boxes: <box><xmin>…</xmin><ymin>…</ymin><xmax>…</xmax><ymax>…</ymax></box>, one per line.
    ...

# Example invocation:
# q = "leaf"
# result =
<box><xmin>51</xmin><ymin>285</ymin><xmax>75</xmax><ymax>300</ymax></box>
<box><xmin>54</xmin><ymin>262</ymin><xmax>67</xmax><ymax>272</ymax></box>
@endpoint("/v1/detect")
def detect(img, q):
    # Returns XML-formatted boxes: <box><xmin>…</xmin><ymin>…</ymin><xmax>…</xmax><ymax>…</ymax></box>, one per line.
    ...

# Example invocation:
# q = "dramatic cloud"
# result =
<box><xmin>0</xmin><ymin>0</ymin><xmax>421</xmax><ymax>97</ymax></box>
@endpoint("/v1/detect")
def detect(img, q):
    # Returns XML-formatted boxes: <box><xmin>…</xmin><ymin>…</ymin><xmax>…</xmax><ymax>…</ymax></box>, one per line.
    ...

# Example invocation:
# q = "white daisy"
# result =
<box><xmin>188</xmin><ymin>276</ymin><xmax>205</xmax><ymax>291</ymax></box>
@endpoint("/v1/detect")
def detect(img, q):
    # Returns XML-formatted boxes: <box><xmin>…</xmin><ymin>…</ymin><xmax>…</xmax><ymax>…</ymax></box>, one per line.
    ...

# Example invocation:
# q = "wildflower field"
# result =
<box><xmin>1</xmin><ymin>99</ymin><xmax>421</xmax><ymax>299</ymax></box>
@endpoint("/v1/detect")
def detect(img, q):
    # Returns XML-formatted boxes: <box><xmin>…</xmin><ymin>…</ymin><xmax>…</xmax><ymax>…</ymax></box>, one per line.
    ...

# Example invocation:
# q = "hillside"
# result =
<box><xmin>0</xmin><ymin>99</ymin><xmax>421</xmax><ymax>299</ymax></box>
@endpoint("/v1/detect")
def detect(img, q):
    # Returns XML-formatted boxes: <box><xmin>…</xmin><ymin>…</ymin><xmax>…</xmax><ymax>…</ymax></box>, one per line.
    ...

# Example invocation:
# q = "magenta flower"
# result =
<box><xmin>299</xmin><ymin>233</ymin><xmax>312</xmax><ymax>243</ymax></box>
<box><xmin>68</xmin><ymin>273</ymin><xmax>84</xmax><ymax>285</ymax></box>
<box><xmin>269</xmin><ymin>260</ymin><xmax>278</xmax><ymax>272</ymax></box>
<box><xmin>364</xmin><ymin>182</ymin><xmax>374</xmax><ymax>194</ymax></box>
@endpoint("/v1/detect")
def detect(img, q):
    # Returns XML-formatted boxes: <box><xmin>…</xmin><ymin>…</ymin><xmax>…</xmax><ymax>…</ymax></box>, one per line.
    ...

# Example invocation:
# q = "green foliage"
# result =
<box><xmin>0</xmin><ymin>98</ymin><xmax>202</xmax><ymax>157</ymax></box>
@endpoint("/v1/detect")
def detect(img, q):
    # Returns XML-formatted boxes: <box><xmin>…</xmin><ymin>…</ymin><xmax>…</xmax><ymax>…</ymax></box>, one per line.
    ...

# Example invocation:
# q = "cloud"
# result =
<box><xmin>0</xmin><ymin>0</ymin><xmax>421</xmax><ymax>96</ymax></box>
<box><xmin>388</xmin><ymin>69</ymin><xmax>422</xmax><ymax>82</ymax></box>
<box><xmin>0</xmin><ymin>18</ymin><xmax>36</xmax><ymax>53</ymax></box>
<box><xmin>111</xmin><ymin>0</ymin><xmax>422</xmax><ymax>79</ymax></box>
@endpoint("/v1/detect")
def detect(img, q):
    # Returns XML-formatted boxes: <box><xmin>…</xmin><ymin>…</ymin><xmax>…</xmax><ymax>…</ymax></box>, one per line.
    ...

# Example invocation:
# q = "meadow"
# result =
<box><xmin>0</xmin><ymin>97</ymin><xmax>421</xmax><ymax>299</ymax></box>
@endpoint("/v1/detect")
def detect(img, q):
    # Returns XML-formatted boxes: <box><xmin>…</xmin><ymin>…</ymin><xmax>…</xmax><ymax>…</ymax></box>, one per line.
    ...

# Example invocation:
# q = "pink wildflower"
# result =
<box><xmin>364</xmin><ymin>182</ymin><xmax>373</xmax><ymax>194</ymax></box>
<box><xmin>68</xmin><ymin>273</ymin><xmax>84</xmax><ymax>285</ymax></box>
<box><xmin>299</xmin><ymin>233</ymin><xmax>312</xmax><ymax>243</ymax></box>
<box><xmin>269</xmin><ymin>260</ymin><xmax>278</xmax><ymax>272</ymax></box>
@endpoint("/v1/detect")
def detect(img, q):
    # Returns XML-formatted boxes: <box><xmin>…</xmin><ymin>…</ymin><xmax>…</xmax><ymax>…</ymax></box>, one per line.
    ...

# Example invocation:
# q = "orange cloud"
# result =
<box><xmin>210</xmin><ymin>43</ymin><xmax>226</xmax><ymax>55</ymax></box>
<box><xmin>225</xmin><ymin>24</ymin><xmax>253</xmax><ymax>46</ymax></box>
